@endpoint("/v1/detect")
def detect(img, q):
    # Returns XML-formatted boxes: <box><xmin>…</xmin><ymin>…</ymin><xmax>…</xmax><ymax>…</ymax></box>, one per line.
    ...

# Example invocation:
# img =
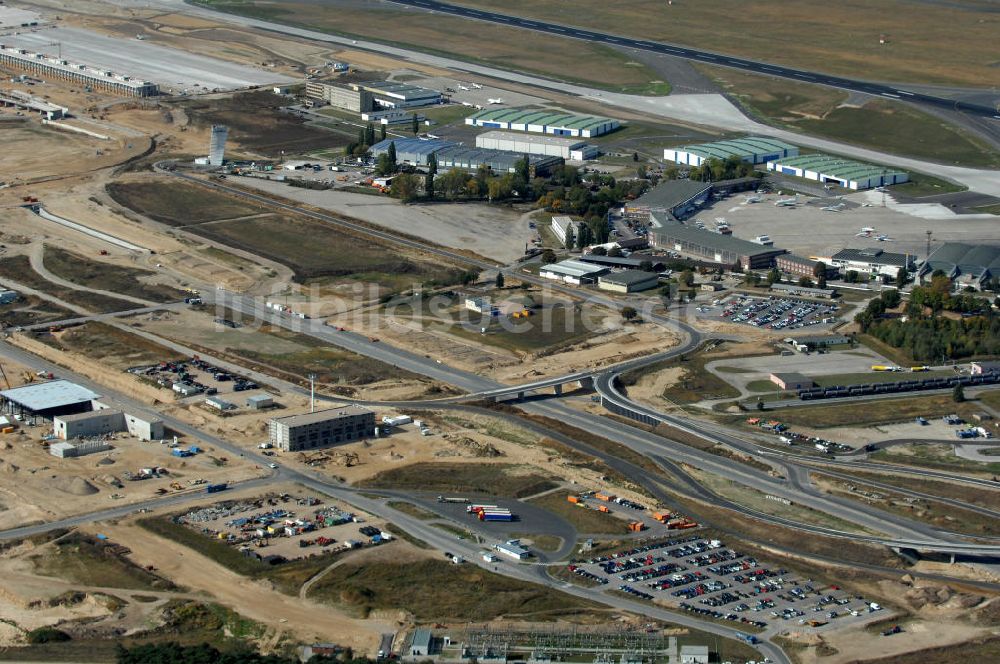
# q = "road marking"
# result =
<box><xmin>894</xmin><ymin>90</ymin><xmax>914</xmax><ymax>96</ymax></box>
<box><xmin>881</xmin><ymin>92</ymin><xmax>901</xmax><ymax>98</ymax></box>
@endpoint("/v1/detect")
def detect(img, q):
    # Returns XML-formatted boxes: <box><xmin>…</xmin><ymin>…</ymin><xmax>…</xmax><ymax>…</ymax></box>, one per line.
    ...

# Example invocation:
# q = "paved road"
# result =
<box><xmin>389</xmin><ymin>0</ymin><xmax>1000</xmax><ymax>120</ymax></box>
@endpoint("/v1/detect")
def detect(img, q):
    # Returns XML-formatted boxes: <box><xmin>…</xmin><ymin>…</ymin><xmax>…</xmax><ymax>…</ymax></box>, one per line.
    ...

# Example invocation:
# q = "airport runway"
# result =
<box><xmin>387</xmin><ymin>0</ymin><xmax>1000</xmax><ymax>121</ymax></box>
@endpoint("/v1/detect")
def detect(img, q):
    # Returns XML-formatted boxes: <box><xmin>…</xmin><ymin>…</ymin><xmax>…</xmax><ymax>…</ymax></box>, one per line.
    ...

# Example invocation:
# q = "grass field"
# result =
<box><xmin>386</xmin><ymin>500</ymin><xmax>438</xmax><ymax>520</ymax></box>
<box><xmin>701</xmin><ymin>67</ymin><xmax>1000</xmax><ymax>168</ymax></box>
<box><xmin>174</xmin><ymin>90</ymin><xmax>349</xmax><ymax>156</ymax></box>
<box><xmin>194</xmin><ymin>2</ymin><xmax>669</xmax><ymax>95</ymax></box>
<box><xmin>190</xmin><ymin>213</ymin><xmax>472</xmax><ymax>288</ymax></box>
<box><xmin>0</xmin><ymin>294</ymin><xmax>74</xmax><ymax>327</ymax></box>
<box><xmin>889</xmin><ymin>172</ymin><xmax>968</xmax><ymax>197</ymax></box>
<box><xmin>768</xmin><ymin>394</ymin><xmax>985</xmax><ymax>429</ymax></box>
<box><xmin>445</xmin><ymin>303</ymin><xmax>598</xmax><ymax>354</ymax></box>
<box><xmin>870</xmin><ymin>443</ymin><xmax>1000</xmax><ymax>476</ymax></box>
<box><xmin>30</xmin><ymin>532</ymin><xmax>175</xmax><ymax>591</ymax></box>
<box><xmin>0</xmin><ymin>256</ymin><xmax>136</xmax><ymax>314</ymax></box>
<box><xmin>308</xmin><ymin>558</ymin><xmax>600</xmax><ymax>620</ymax></box>
<box><xmin>445</xmin><ymin>0</ymin><xmax>1000</xmax><ymax>88</ymax></box>
<box><xmin>43</xmin><ymin>246</ymin><xmax>187</xmax><ymax>303</ymax></box>
<box><xmin>620</xmin><ymin>345</ymin><xmax>743</xmax><ymax>404</ymax></box>
<box><xmin>360</xmin><ymin>462</ymin><xmax>557</xmax><ymax>498</ymax></box>
<box><xmin>529</xmin><ymin>491</ymin><xmax>630</xmax><ymax>535</ymax></box>
<box><xmin>38</xmin><ymin>321</ymin><xmax>185</xmax><ymax>370</ymax></box>
<box><xmin>107</xmin><ymin>180</ymin><xmax>262</xmax><ymax>226</ymax></box>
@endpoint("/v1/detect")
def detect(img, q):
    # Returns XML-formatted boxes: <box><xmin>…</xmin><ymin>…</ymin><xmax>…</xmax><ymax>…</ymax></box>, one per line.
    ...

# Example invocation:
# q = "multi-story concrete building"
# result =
<box><xmin>305</xmin><ymin>81</ymin><xmax>375</xmax><ymax>112</ymax></box>
<box><xmin>268</xmin><ymin>406</ymin><xmax>376</xmax><ymax>452</ymax></box>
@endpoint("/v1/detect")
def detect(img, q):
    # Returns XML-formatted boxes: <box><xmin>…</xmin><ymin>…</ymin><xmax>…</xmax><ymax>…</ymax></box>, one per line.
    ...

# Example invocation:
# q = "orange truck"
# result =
<box><xmin>594</xmin><ymin>492</ymin><xmax>615</xmax><ymax>502</ymax></box>
<box><xmin>567</xmin><ymin>495</ymin><xmax>581</xmax><ymax>504</ymax></box>
<box><xmin>597</xmin><ymin>505</ymin><xmax>610</xmax><ymax>513</ymax></box>
<box><xmin>651</xmin><ymin>512</ymin><xmax>671</xmax><ymax>523</ymax></box>
<box><xmin>628</xmin><ymin>522</ymin><xmax>646</xmax><ymax>532</ymax></box>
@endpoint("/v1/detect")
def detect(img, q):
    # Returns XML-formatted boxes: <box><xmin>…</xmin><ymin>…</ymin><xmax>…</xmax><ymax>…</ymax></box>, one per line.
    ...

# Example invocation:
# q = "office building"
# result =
<box><xmin>268</xmin><ymin>406</ymin><xmax>376</xmax><ymax>452</ymax></box>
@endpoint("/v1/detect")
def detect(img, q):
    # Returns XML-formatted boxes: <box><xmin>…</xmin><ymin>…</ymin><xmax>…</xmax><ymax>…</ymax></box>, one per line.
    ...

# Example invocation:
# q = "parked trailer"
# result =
<box><xmin>205</xmin><ymin>483</ymin><xmax>228</xmax><ymax>494</ymax></box>
<box><xmin>481</xmin><ymin>512</ymin><xmax>514</xmax><ymax>522</ymax></box>
<box><xmin>437</xmin><ymin>496</ymin><xmax>469</xmax><ymax>503</ymax></box>
<box><xmin>467</xmin><ymin>504</ymin><xmax>498</xmax><ymax>513</ymax></box>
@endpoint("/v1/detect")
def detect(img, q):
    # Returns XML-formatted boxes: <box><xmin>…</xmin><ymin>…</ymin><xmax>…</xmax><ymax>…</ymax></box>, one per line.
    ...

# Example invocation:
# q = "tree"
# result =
<box><xmin>640</xmin><ymin>260</ymin><xmax>654</xmax><ymax>272</ymax></box>
<box><xmin>620</xmin><ymin>306</ymin><xmax>638</xmax><ymax>322</ymax></box>
<box><xmin>798</xmin><ymin>276</ymin><xmax>814</xmax><ymax>288</ymax></box>
<box><xmin>813</xmin><ymin>261</ymin><xmax>828</xmax><ymax>279</ymax></box>
<box><xmin>386</xmin><ymin>141</ymin><xmax>397</xmax><ymax>172</ymax></box>
<box><xmin>766</xmin><ymin>268</ymin><xmax>781</xmax><ymax>285</ymax></box>
<box><xmin>576</xmin><ymin>222</ymin><xmax>592</xmax><ymax>250</ymax></box>
<box><xmin>608</xmin><ymin>246</ymin><xmax>623</xmax><ymax>258</ymax></box>
<box><xmin>591</xmin><ymin>246</ymin><xmax>607</xmax><ymax>256</ymax></box>
<box><xmin>744</xmin><ymin>272</ymin><xmax>761</xmax><ymax>287</ymax></box>
<box><xmin>425</xmin><ymin>171</ymin><xmax>435</xmax><ymax>199</ymax></box>
<box><xmin>541</xmin><ymin>248</ymin><xmax>557</xmax><ymax>264</ymax></box>
<box><xmin>389</xmin><ymin>173</ymin><xmax>419</xmax><ymax>202</ymax></box>
<box><xmin>495</xmin><ymin>272</ymin><xmax>505</xmax><ymax>289</ymax></box>
<box><xmin>379</xmin><ymin>123</ymin><xmax>387</xmax><ymax>141</ymax></box>
<box><xmin>427</xmin><ymin>153</ymin><xmax>437</xmax><ymax>176</ymax></box>
<box><xmin>411</xmin><ymin>113</ymin><xmax>419</xmax><ymax>135</ymax></box>
<box><xmin>564</xmin><ymin>224</ymin><xmax>576</xmax><ymax>251</ymax></box>
<box><xmin>632</xmin><ymin>152</ymin><xmax>639</xmax><ymax>162</ymax></box>
<box><xmin>365</xmin><ymin>123</ymin><xmax>375</xmax><ymax>147</ymax></box>
<box><xmin>437</xmin><ymin>168</ymin><xmax>468</xmax><ymax>199</ymax></box>
<box><xmin>817</xmin><ymin>274</ymin><xmax>827</xmax><ymax>289</ymax></box>
<box><xmin>679</xmin><ymin>269</ymin><xmax>694</xmax><ymax>287</ymax></box>
<box><xmin>514</xmin><ymin>155</ymin><xmax>530</xmax><ymax>187</ymax></box>
<box><xmin>953</xmin><ymin>383</ymin><xmax>966</xmax><ymax>403</ymax></box>
<box><xmin>895</xmin><ymin>265</ymin><xmax>909</xmax><ymax>289</ymax></box>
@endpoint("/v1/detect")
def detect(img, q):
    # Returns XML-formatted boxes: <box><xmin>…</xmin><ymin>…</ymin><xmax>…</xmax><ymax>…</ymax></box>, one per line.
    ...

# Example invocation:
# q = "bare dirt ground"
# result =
<box><xmin>235</xmin><ymin>177</ymin><xmax>534</xmax><ymax>264</ymax></box>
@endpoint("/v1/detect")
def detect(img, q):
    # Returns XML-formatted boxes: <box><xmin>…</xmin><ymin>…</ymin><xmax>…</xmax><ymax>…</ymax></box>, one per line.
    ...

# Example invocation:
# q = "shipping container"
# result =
<box><xmin>567</xmin><ymin>495</ymin><xmax>580</xmax><ymax>504</ymax></box>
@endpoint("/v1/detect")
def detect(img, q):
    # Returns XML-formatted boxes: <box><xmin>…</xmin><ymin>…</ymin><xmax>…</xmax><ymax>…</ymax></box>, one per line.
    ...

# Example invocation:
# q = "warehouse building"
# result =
<box><xmin>665</xmin><ymin>137</ymin><xmax>798</xmax><ymax>167</ymax></box>
<box><xmin>776</xmin><ymin>254</ymin><xmax>839</xmax><ymax>278</ymax></box>
<box><xmin>370</xmin><ymin>137</ymin><xmax>455</xmax><ymax>166</ymax></box>
<box><xmin>550</xmin><ymin>216</ymin><xmax>583</xmax><ymax>245</ymax></box>
<box><xmin>625</xmin><ymin>180</ymin><xmax>713</xmax><ymax>220</ymax></box>
<box><xmin>50</xmin><ymin>439</ymin><xmax>111</xmax><ymax>459</ymax></box>
<box><xmin>598</xmin><ymin>270</ymin><xmax>660</xmax><ymax>293</ymax></box>
<box><xmin>268</xmin><ymin>406</ymin><xmax>376</xmax><ymax>452</ymax></box>
<box><xmin>434</xmin><ymin>145</ymin><xmax>561</xmax><ymax>176</ymax></box>
<box><xmin>826</xmin><ymin>247</ymin><xmax>914</xmax><ymax>278</ymax></box>
<box><xmin>651</xmin><ymin>216</ymin><xmax>786</xmax><ymax>269</ymax></box>
<box><xmin>766</xmin><ymin>154</ymin><xmax>908</xmax><ymax>190</ymax></box>
<box><xmin>475</xmin><ymin>130</ymin><xmax>598</xmax><ymax>160</ymax></box>
<box><xmin>305</xmin><ymin>81</ymin><xmax>375</xmax><ymax>112</ymax></box>
<box><xmin>539</xmin><ymin>259</ymin><xmax>608</xmax><ymax>285</ymax></box>
<box><xmin>465</xmin><ymin>108</ymin><xmax>619</xmax><ymax>138</ymax></box>
<box><xmin>0</xmin><ymin>44</ymin><xmax>158</xmax><ymax>97</ymax></box>
<box><xmin>1</xmin><ymin>380</ymin><xmax>100</xmax><ymax>423</ymax></box>
<box><xmin>360</xmin><ymin>109</ymin><xmax>426</xmax><ymax>125</ymax></box>
<box><xmin>352</xmin><ymin>81</ymin><xmax>441</xmax><ymax>108</ymax></box>
<box><xmin>918</xmin><ymin>242</ymin><xmax>1000</xmax><ymax>291</ymax></box>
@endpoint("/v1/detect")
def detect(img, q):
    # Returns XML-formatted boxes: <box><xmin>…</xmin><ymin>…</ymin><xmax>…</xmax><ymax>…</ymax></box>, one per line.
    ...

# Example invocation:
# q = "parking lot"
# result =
<box><xmin>126</xmin><ymin>356</ymin><xmax>260</xmax><ymax>401</ymax></box>
<box><xmin>711</xmin><ymin>294</ymin><xmax>839</xmax><ymax>331</ymax></box>
<box><xmin>567</xmin><ymin>535</ymin><xmax>884</xmax><ymax>634</ymax></box>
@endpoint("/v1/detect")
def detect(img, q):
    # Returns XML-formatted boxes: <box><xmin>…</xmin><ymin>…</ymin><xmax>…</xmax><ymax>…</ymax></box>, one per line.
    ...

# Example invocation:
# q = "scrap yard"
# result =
<box><xmin>0</xmin><ymin>0</ymin><xmax>999</xmax><ymax>662</ymax></box>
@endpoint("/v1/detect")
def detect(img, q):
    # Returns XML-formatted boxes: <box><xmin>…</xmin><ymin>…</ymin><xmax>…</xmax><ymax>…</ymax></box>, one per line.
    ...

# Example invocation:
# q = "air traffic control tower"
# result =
<box><xmin>208</xmin><ymin>124</ymin><xmax>228</xmax><ymax>166</ymax></box>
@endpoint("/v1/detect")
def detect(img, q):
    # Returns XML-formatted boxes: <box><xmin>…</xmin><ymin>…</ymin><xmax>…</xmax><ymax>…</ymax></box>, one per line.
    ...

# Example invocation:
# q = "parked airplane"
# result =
<box><xmin>487</xmin><ymin>98</ymin><xmax>505</xmax><ymax>105</ymax></box>
<box><xmin>774</xmin><ymin>195</ymin><xmax>798</xmax><ymax>207</ymax></box>
<box><xmin>743</xmin><ymin>195</ymin><xmax>762</xmax><ymax>204</ymax></box>
<box><xmin>471</xmin><ymin>83</ymin><xmax>483</xmax><ymax>89</ymax></box>
<box><xmin>875</xmin><ymin>234</ymin><xmax>894</xmax><ymax>242</ymax></box>
<box><xmin>855</xmin><ymin>226</ymin><xmax>876</xmax><ymax>237</ymax></box>
<box><xmin>457</xmin><ymin>84</ymin><xmax>470</xmax><ymax>91</ymax></box>
<box><xmin>821</xmin><ymin>203</ymin><xmax>846</xmax><ymax>212</ymax></box>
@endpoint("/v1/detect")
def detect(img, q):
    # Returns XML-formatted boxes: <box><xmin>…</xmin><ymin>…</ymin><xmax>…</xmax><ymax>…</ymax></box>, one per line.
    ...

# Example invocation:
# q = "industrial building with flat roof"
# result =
<box><xmin>352</xmin><ymin>81</ymin><xmax>441</xmax><ymax>108</ymax></box>
<box><xmin>433</xmin><ymin>145</ymin><xmax>561</xmax><ymax>176</ymax></box>
<box><xmin>767</xmin><ymin>154</ymin><xmax>908</xmax><ymax>190</ymax></box>
<box><xmin>598</xmin><ymin>270</ymin><xmax>660</xmax><ymax>293</ymax></box>
<box><xmin>539</xmin><ymin>259</ymin><xmax>609</xmax><ymax>285</ymax></box>
<box><xmin>370</xmin><ymin>137</ymin><xmax>453</xmax><ymax>166</ymax></box>
<box><xmin>776</xmin><ymin>254</ymin><xmax>839</xmax><ymax>278</ymax></box>
<box><xmin>269</xmin><ymin>406</ymin><xmax>376</xmax><ymax>452</ymax></box>
<box><xmin>665</xmin><ymin>137</ymin><xmax>798</xmax><ymax>167</ymax></box>
<box><xmin>1</xmin><ymin>380</ymin><xmax>100</xmax><ymax>421</ymax></box>
<box><xmin>579</xmin><ymin>255</ymin><xmax>665</xmax><ymax>271</ymax></box>
<box><xmin>826</xmin><ymin>247</ymin><xmax>914</xmax><ymax>278</ymax></box>
<box><xmin>0</xmin><ymin>44</ymin><xmax>157</xmax><ymax>97</ymax></box>
<box><xmin>918</xmin><ymin>242</ymin><xmax>1000</xmax><ymax>291</ymax></box>
<box><xmin>625</xmin><ymin>180</ymin><xmax>713</xmax><ymax>220</ymax></box>
<box><xmin>651</xmin><ymin>216</ymin><xmax>786</xmax><ymax>269</ymax></box>
<box><xmin>475</xmin><ymin>131</ymin><xmax>598</xmax><ymax>160</ymax></box>
<box><xmin>465</xmin><ymin>108</ymin><xmax>619</xmax><ymax>138</ymax></box>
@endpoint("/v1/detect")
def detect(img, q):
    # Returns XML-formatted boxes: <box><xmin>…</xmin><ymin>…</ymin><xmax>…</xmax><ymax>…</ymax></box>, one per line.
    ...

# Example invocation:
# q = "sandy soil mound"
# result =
<box><xmin>55</xmin><ymin>477</ymin><xmax>99</xmax><ymax>496</ymax></box>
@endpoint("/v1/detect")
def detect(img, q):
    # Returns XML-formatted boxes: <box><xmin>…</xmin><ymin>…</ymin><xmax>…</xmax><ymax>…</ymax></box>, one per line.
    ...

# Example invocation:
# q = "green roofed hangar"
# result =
<box><xmin>665</xmin><ymin>137</ymin><xmax>799</xmax><ymax>167</ymax></box>
<box><xmin>766</xmin><ymin>154</ymin><xmax>908</xmax><ymax>190</ymax></box>
<box><xmin>465</xmin><ymin>108</ymin><xmax>620</xmax><ymax>138</ymax></box>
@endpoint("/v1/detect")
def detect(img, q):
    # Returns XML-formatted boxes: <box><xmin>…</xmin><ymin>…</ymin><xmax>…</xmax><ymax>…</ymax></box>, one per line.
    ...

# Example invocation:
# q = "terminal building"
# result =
<box><xmin>650</xmin><ymin>215</ymin><xmax>786</xmax><ymax>269</ymax></box>
<box><xmin>824</xmin><ymin>247</ymin><xmax>914</xmax><ymax>278</ymax></box>
<box><xmin>352</xmin><ymin>80</ymin><xmax>441</xmax><ymax>108</ymax></box>
<box><xmin>0</xmin><ymin>44</ymin><xmax>158</xmax><ymax>97</ymax></box>
<box><xmin>665</xmin><ymin>137</ymin><xmax>798</xmax><ymax>167</ymax></box>
<box><xmin>475</xmin><ymin>130</ymin><xmax>598</xmax><ymax>160</ymax></box>
<box><xmin>465</xmin><ymin>108</ymin><xmax>619</xmax><ymax>138</ymax></box>
<box><xmin>766</xmin><ymin>154</ymin><xmax>908</xmax><ymax>190</ymax></box>
<box><xmin>268</xmin><ymin>406</ymin><xmax>376</xmax><ymax>452</ymax></box>
<box><xmin>918</xmin><ymin>242</ymin><xmax>1000</xmax><ymax>291</ymax></box>
<box><xmin>305</xmin><ymin>81</ymin><xmax>375</xmax><ymax>112</ymax></box>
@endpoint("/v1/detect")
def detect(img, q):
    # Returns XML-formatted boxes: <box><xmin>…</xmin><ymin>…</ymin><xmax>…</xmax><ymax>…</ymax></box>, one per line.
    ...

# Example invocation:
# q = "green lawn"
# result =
<box><xmin>889</xmin><ymin>172</ymin><xmax>967</xmax><ymax>197</ymax></box>
<box><xmin>360</xmin><ymin>462</ymin><xmax>558</xmax><ymax>498</ymax></box>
